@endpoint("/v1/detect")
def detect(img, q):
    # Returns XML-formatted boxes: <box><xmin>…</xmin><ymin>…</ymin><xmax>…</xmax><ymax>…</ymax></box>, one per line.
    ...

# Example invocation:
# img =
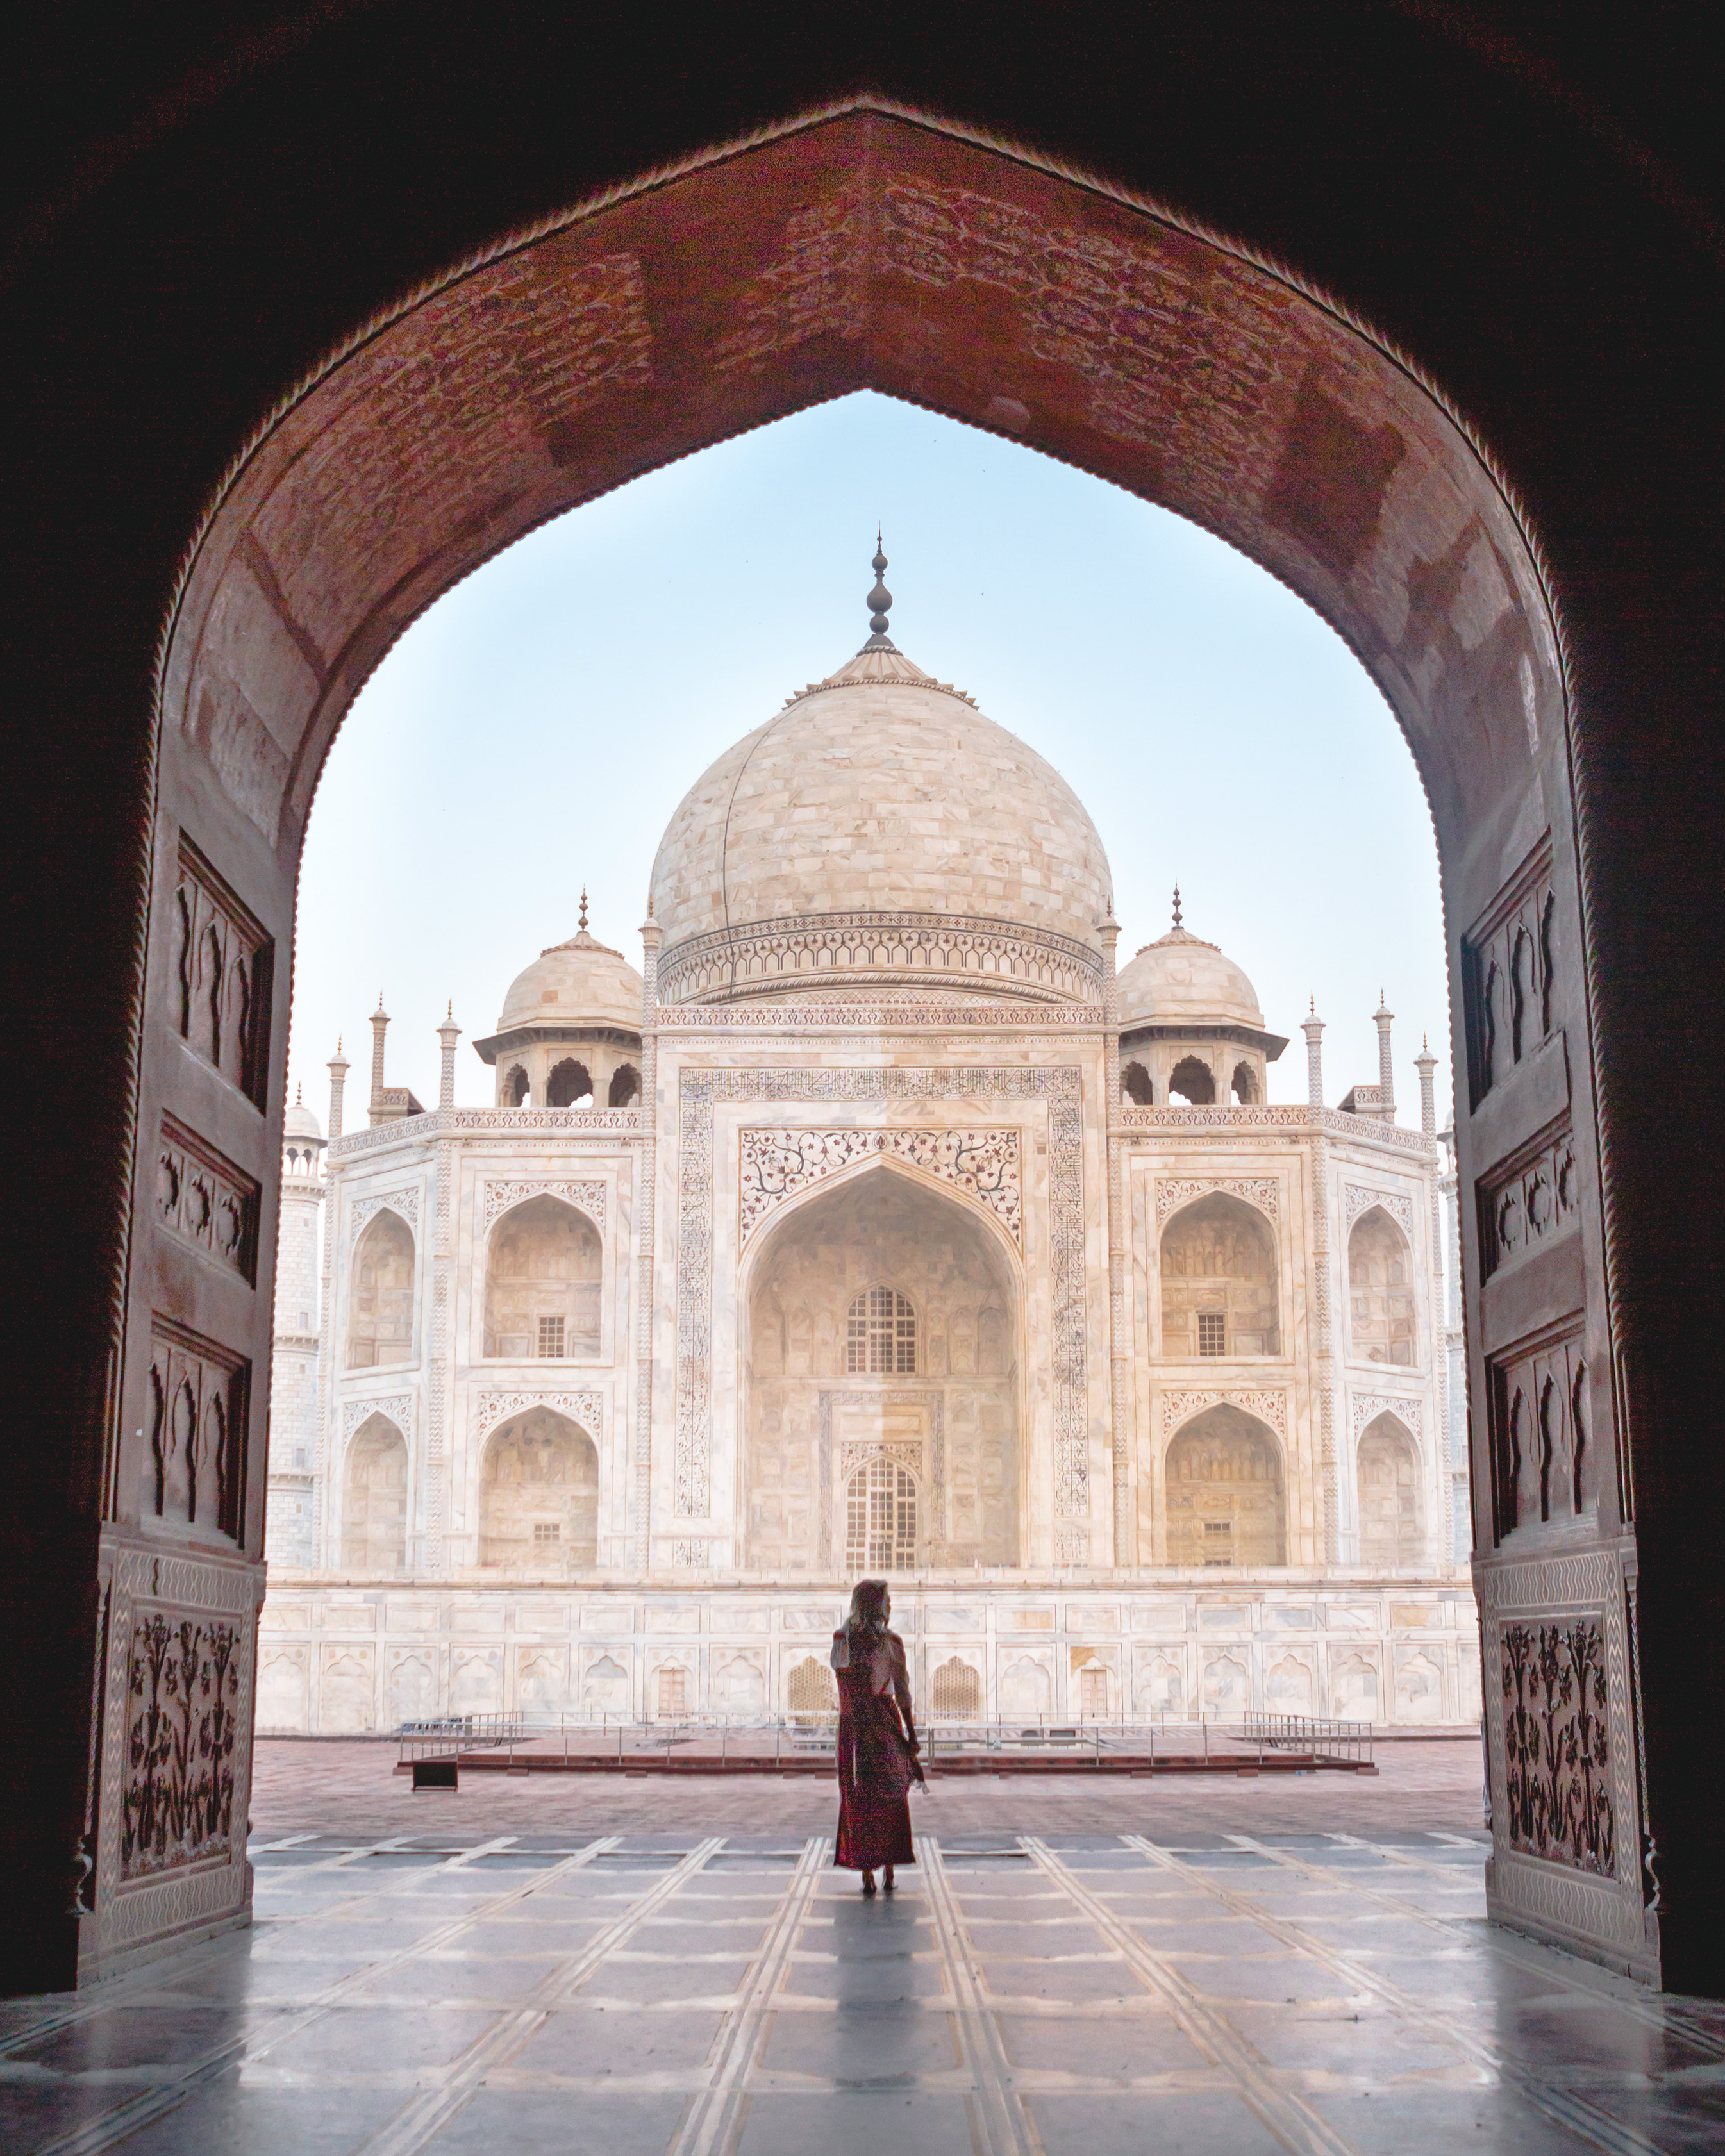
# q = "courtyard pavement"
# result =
<box><xmin>3</xmin><ymin>1742</ymin><xmax>1722</xmax><ymax>2155</ymax></box>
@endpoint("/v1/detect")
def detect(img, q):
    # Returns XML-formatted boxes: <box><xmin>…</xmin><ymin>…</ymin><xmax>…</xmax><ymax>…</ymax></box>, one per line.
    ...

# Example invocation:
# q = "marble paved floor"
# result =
<box><xmin>4</xmin><ymin>1830</ymin><xmax>1723</xmax><ymax>2156</ymax></box>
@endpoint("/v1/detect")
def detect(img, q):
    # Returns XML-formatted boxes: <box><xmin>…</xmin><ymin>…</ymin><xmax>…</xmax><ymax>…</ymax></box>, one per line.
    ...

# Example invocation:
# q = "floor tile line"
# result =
<box><xmin>1122</xmin><ymin>1836</ymin><xmax>1673</xmax><ymax>2156</ymax></box>
<box><xmin>1021</xmin><ymin>1838</ymin><xmax>1360</xmax><ymax>2156</ymax></box>
<box><xmin>24</xmin><ymin>1837</ymin><xmax>623</xmax><ymax>2156</ymax></box>
<box><xmin>663</xmin><ymin>1836</ymin><xmax>828</xmax><ymax>2156</ymax></box>
<box><xmin>349</xmin><ymin>1836</ymin><xmax>729</xmax><ymax>2156</ymax></box>
<box><xmin>922</xmin><ymin>1838</ymin><xmax>1046</xmax><ymax>2156</ymax></box>
<box><xmin>1276</xmin><ymin>1837</ymin><xmax>1716</xmax><ymax>2069</ymax></box>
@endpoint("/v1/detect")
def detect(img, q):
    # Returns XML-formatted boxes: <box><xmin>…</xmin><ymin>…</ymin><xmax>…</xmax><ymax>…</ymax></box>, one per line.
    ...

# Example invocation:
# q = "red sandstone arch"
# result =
<box><xmin>98</xmin><ymin>103</ymin><xmax>1629</xmax><ymax>1982</ymax></box>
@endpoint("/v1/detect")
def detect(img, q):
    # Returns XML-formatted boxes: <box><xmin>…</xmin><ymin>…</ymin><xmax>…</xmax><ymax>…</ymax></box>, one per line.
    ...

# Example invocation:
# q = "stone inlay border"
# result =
<box><xmin>740</xmin><ymin>1127</ymin><xmax>1021</xmax><ymax>1247</ymax></box>
<box><xmin>678</xmin><ymin>1066</ymin><xmax>1085</xmax><ymax>1529</ymax></box>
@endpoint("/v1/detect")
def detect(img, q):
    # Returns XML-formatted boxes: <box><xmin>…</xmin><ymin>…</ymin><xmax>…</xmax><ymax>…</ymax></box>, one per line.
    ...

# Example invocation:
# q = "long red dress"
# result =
<box><xmin>831</xmin><ymin>1624</ymin><xmax>922</xmax><ymax>1871</ymax></box>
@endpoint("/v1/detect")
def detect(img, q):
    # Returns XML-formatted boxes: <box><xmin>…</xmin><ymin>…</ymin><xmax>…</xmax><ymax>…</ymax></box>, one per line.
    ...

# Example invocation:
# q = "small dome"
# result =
<box><xmin>284</xmin><ymin>1090</ymin><xmax>322</xmax><ymax>1143</ymax></box>
<box><xmin>496</xmin><ymin>927</ymin><xmax>643</xmax><ymax>1033</ymax></box>
<box><xmin>1119</xmin><ymin>924</ymin><xmax>1265</xmax><ymax>1031</ymax></box>
<box><xmin>649</xmin><ymin>638</ymin><xmax>1112</xmax><ymax>998</ymax></box>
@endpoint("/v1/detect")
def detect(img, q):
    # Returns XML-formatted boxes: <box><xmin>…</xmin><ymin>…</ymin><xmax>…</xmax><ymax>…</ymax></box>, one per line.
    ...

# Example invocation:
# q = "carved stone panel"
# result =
<box><xmin>740</xmin><ymin>1127</ymin><xmax>1021</xmax><ymax>1247</ymax></box>
<box><xmin>1501</xmin><ymin>1617</ymin><xmax>1613</xmax><ymax>1877</ymax></box>
<box><xmin>1154</xmin><ymin>1176</ymin><xmax>1279</xmax><ymax>1225</ymax></box>
<box><xmin>1486</xmin><ymin>1319</ymin><xmax>1590</xmax><ymax>1538</ymax></box>
<box><xmin>146</xmin><ymin>1320</ymin><xmax>249</xmax><ymax>1542</ymax></box>
<box><xmin>1478</xmin><ymin>1120</ymin><xmax>1579</xmax><ymax>1280</ymax></box>
<box><xmin>172</xmin><ymin>833</ymin><xmax>273</xmax><ymax>1109</ymax></box>
<box><xmin>156</xmin><ymin>1115</ymin><xmax>260</xmax><ymax>1284</ymax></box>
<box><xmin>1463</xmin><ymin>836</ymin><xmax>1555</xmax><ymax>1113</ymax></box>
<box><xmin>121</xmin><ymin>1610</ymin><xmax>243</xmax><ymax>1880</ymax></box>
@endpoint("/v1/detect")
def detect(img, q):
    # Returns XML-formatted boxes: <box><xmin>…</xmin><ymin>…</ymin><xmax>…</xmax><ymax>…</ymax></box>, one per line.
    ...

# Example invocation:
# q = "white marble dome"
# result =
<box><xmin>496</xmin><ymin>927</ymin><xmax>644</xmax><ymax>1033</ymax></box>
<box><xmin>284</xmin><ymin>1091</ymin><xmax>322</xmax><ymax>1143</ymax></box>
<box><xmin>649</xmin><ymin>640</ymin><xmax>1112</xmax><ymax>998</ymax></box>
<box><xmin>1118</xmin><ymin>923</ymin><xmax>1265</xmax><ymax>1031</ymax></box>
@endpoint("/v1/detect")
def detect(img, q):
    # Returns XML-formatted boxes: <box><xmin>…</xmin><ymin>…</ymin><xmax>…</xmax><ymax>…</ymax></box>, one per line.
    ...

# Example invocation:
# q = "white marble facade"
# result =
<box><xmin>262</xmin><ymin>611</ymin><xmax>1478</xmax><ymax>1732</ymax></box>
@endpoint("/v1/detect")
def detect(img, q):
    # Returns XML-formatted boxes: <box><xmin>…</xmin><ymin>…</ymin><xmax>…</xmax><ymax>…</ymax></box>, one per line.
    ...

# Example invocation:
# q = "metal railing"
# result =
<box><xmin>395</xmin><ymin>1709</ymin><xmax>1372</xmax><ymax>1773</ymax></box>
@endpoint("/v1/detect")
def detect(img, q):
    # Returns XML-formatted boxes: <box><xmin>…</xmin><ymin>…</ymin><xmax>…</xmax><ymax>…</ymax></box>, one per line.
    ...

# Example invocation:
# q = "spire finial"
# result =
<box><xmin>863</xmin><ymin>533</ymin><xmax>894</xmax><ymax>647</ymax></box>
<box><xmin>579</xmin><ymin>886</ymin><xmax>589</xmax><ymax>933</ymax></box>
<box><xmin>447</xmin><ymin>1000</ymin><xmax>453</xmax><ymax>1020</ymax></box>
<box><xmin>1171</xmin><ymin>883</ymin><xmax>1183</xmax><ymax>930</ymax></box>
<box><xmin>1310</xmin><ymin>993</ymin><xmax>1316</xmax><ymax>1014</ymax></box>
<box><xmin>296</xmin><ymin>1081</ymin><xmax>302</xmax><ymax>1105</ymax></box>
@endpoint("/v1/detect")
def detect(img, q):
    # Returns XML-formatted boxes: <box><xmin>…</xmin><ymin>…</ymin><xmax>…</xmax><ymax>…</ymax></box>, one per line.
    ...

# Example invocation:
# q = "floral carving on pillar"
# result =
<box><xmin>1501</xmin><ymin>1618</ymin><xmax>1613</xmax><ymax>1876</ymax></box>
<box><xmin>122</xmin><ymin>1613</ymin><xmax>242</xmax><ymax>1879</ymax></box>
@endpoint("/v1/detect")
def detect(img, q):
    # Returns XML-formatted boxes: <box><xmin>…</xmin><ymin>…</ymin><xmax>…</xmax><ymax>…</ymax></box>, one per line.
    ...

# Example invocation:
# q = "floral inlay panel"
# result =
<box><xmin>1501</xmin><ymin>1618</ymin><xmax>1613</xmax><ymax>1877</ymax></box>
<box><xmin>122</xmin><ymin>1613</ymin><xmax>242</xmax><ymax>1880</ymax></box>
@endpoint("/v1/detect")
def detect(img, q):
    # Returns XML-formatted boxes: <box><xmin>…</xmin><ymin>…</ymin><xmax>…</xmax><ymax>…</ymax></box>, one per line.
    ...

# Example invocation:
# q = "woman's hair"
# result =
<box><xmin>846</xmin><ymin>1579</ymin><xmax>890</xmax><ymax>1633</ymax></box>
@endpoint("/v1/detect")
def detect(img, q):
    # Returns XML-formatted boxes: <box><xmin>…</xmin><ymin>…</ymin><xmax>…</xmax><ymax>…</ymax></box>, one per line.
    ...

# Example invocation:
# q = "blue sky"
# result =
<box><xmin>290</xmin><ymin>391</ymin><xmax>1449</xmax><ymax>1123</ymax></box>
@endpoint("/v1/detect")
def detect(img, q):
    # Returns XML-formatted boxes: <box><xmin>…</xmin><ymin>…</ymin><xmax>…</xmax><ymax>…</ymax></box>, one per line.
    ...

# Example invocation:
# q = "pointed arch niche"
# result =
<box><xmin>346</xmin><ymin>1210</ymin><xmax>415</xmax><ymax>1369</ymax></box>
<box><xmin>342</xmin><ymin>1413</ymin><xmax>408</xmax><ymax>1573</ymax></box>
<box><xmin>743</xmin><ymin>1161</ymin><xmax>1020</xmax><ymax>1573</ymax></box>
<box><xmin>478</xmin><ymin>1406</ymin><xmax>598</xmax><ymax>1568</ymax></box>
<box><xmin>1348</xmin><ymin>1206</ymin><xmax>1418</xmax><ymax>1367</ymax></box>
<box><xmin>1163</xmin><ymin>1403</ymin><xmax>1285</xmax><ymax>1567</ymax></box>
<box><xmin>484</xmin><ymin>1194</ymin><xmax>602</xmax><ymax>1359</ymax></box>
<box><xmin>1160</xmin><ymin>1192</ymin><xmax>1279</xmax><ymax>1357</ymax></box>
<box><xmin>1356</xmin><ymin>1411</ymin><xmax>1424</xmax><ymax>1568</ymax></box>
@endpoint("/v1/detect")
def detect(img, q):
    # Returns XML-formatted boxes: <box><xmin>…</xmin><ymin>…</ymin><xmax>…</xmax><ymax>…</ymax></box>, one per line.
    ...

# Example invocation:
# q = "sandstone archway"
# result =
<box><xmin>56</xmin><ymin>99</ymin><xmax>1658</xmax><ymax>1987</ymax></box>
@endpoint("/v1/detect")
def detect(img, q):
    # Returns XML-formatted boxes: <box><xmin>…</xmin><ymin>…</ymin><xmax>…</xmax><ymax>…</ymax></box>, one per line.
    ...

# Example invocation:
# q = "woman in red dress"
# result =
<box><xmin>829</xmin><ymin>1578</ymin><xmax>923</xmax><ymax>1894</ymax></box>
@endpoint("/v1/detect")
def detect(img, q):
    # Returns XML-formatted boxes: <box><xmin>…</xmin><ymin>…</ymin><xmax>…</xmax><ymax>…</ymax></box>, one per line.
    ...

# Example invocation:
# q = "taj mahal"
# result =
<box><xmin>259</xmin><ymin>561</ymin><xmax>1477</xmax><ymax>1737</ymax></box>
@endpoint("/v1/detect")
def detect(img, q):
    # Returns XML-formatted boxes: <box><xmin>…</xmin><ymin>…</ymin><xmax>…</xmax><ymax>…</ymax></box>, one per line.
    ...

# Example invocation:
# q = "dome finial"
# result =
<box><xmin>579</xmin><ymin>886</ymin><xmax>589</xmax><ymax>933</ymax></box>
<box><xmin>862</xmin><ymin>532</ymin><xmax>896</xmax><ymax>651</ymax></box>
<box><xmin>1171</xmin><ymin>882</ymin><xmax>1183</xmax><ymax>931</ymax></box>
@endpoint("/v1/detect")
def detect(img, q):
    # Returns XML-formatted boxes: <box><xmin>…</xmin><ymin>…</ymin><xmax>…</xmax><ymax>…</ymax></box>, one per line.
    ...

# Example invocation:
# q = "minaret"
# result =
<box><xmin>266</xmin><ymin>1083</ymin><xmax>326</xmax><ymax>1570</ymax></box>
<box><xmin>367</xmin><ymin>995</ymin><xmax>389</xmax><ymax>1127</ymax></box>
<box><xmin>326</xmin><ymin>1038</ymin><xmax>349</xmax><ymax>1142</ymax></box>
<box><xmin>1374</xmin><ymin>993</ymin><xmax>1396</xmax><ymax>1119</ymax></box>
<box><xmin>1302</xmin><ymin>998</ymin><xmax>1326</xmax><ymax>1107</ymax></box>
<box><xmin>437</xmin><ymin>1003</ymin><xmax>462</xmax><ymax>1110</ymax></box>
<box><xmin>1099</xmin><ymin>897</ymin><xmax>1127</xmax><ymax>1568</ymax></box>
<box><xmin>1415</xmin><ymin>1035</ymin><xmax>1438</xmax><ymax>1136</ymax></box>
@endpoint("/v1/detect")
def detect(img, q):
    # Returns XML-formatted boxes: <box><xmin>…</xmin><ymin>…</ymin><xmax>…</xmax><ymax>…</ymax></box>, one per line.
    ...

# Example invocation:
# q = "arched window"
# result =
<box><xmin>787</xmin><ymin>1654</ymin><xmax>837</xmax><ymax>1724</ymax></box>
<box><xmin>346</xmin><ymin>1210</ymin><xmax>415</xmax><ymax>1368</ymax></box>
<box><xmin>1231</xmin><ymin>1061</ymin><xmax>1260</xmax><ymax>1104</ymax></box>
<box><xmin>931</xmin><ymin>1658</ymin><xmax>981</xmax><ymax>1719</ymax></box>
<box><xmin>546</xmin><ymin>1057</ymin><xmax>592</xmax><ymax>1107</ymax></box>
<box><xmin>846</xmin><ymin>1284</ymin><xmax>915</xmax><ymax>1373</ymax></box>
<box><xmin>845</xmin><ymin>1455</ymin><xmax>918</xmax><ymax>1570</ymax></box>
<box><xmin>1122</xmin><ymin>1061</ymin><xmax>1153</xmax><ymax>1105</ymax></box>
<box><xmin>1348</xmin><ymin>1207</ymin><xmax>1417</xmax><ymax>1365</ymax></box>
<box><xmin>1160</xmin><ymin>1192</ymin><xmax>1279</xmax><ymax>1356</ymax></box>
<box><xmin>342</xmin><ymin>1414</ymin><xmax>408</xmax><ymax>1572</ymax></box>
<box><xmin>1356</xmin><ymin>1413</ymin><xmax>1422</xmax><ymax>1567</ymax></box>
<box><xmin>478</xmin><ymin>1406</ymin><xmax>598</xmax><ymax>1566</ymax></box>
<box><xmin>1163</xmin><ymin>1404</ymin><xmax>1286</xmax><ymax>1566</ymax></box>
<box><xmin>485</xmin><ymin>1195</ymin><xmax>602</xmax><ymax>1358</ymax></box>
<box><xmin>1168</xmin><ymin>1055</ymin><xmax>1215</xmax><ymax>1104</ymax></box>
<box><xmin>608</xmin><ymin>1063</ymin><xmax>640</xmax><ymax>1106</ymax></box>
<box><xmin>503</xmin><ymin>1064</ymin><xmax>529</xmax><ymax>1106</ymax></box>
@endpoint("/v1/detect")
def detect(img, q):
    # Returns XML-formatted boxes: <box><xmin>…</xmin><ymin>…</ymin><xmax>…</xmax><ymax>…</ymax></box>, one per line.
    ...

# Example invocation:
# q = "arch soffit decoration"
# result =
<box><xmin>350</xmin><ymin>1194</ymin><xmax>419</xmax><ymax>1243</ymax></box>
<box><xmin>480</xmin><ymin>1179</ymin><xmax>608</xmax><ymax>1243</ymax></box>
<box><xmin>738</xmin><ymin>1148</ymin><xmax>1026</xmax><ymax>1296</ymax></box>
<box><xmin>340</xmin><ymin>1396</ymin><xmax>411</xmax><ymax>1454</ymax></box>
<box><xmin>158</xmin><ymin>101</ymin><xmax>1569</xmax><ymax>879</ymax></box>
<box><xmin>1155</xmin><ymin>1179</ymin><xmax>1281</xmax><ymax>1234</ymax></box>
<box><xmin>1160</xmin><ymin>1393</ymin><xmax>1288</xmax><ymax>1468</ymax></box>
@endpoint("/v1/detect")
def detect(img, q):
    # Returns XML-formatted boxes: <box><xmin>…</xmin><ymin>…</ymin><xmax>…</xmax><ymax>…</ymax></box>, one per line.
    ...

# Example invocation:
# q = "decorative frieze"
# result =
<box><xmin>351</xmin><ymin>1188</ymin><xmax>419</xmax><ymax>1236</ymax></box>
<box><xmin>341</xmin><ymin>1392</ymin><xmax>412</xmax><ymax>1445</ymax></box>
<box><xmin>156</xmin><ymin>1115</ymin><xmax>259</xmax><ymax>1284</ymax></box>
<box><xmin>473</xmin><ymin>1389</ymin><xmax>603</xmax><ymax>1439</ymax></box>
<box><xmin>660</xmin><ymin>1000</ymin><xmax>1105</xmax><ymax>1029</ymax></box>
<box><xmin>1122</xmin><ymin>1104</ymin><xmax>1435</xmax><ymax>1156</ymax></box>
<box><xmin>328</xmin><ymin>1106</ymin><xmax>640</xmax><ymax>1160</ymax></box>
<box><xmin>1351</xmin><ymin>1392</ymin><xmax>1424</xmax><ymax>1441</ymax></box>
<box><xmin>740</xmin><ymin>1127</ymin><xmax>1021</xmax><ymax>1247</ymax></box>
<box><xmin>1344</xmin><ymin>1183</ymin><xmax>1415</xmax><ymax>1238</ymax></box>
<box><xmin>1160</xmin><ymin>1388</ymin><xmax>1288</xmax><ymax>1439</ymax></box>
<box><xmin>1155</xmin><ymin>1175</ymin><xmax>1279</xmax><ymax>1226</ymax></box>
<box><xmin>479</xmin><ymin>1178</ymin><xmax>606</xmax><ymax>1236</ymax></box>
<box><xmin>658</xmin><ymin>908</ymin><xmax>1103</xmax><ymax>1008</ymax></box>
